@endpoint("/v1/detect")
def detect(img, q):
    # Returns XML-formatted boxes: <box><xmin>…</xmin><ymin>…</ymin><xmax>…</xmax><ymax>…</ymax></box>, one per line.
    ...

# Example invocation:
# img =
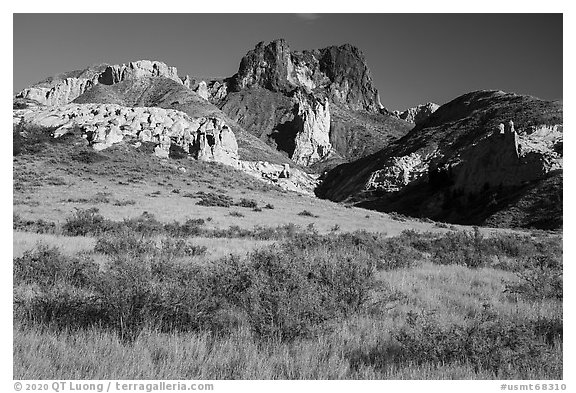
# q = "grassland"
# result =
<box><xmin>13</xmin><ymin>128</ymin><xmax>562</xmax><ymax>380</ymax></box>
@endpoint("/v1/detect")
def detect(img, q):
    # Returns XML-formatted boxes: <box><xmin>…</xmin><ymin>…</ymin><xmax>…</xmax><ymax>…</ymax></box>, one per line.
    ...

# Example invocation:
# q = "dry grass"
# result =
<box><xmin>14</xmin><ymin>260</ymin><xmax>562</xmax><ymax>379</ymax></box>
<box><xmin>13</xmin><ymin>231</ymin><xmax>273</xmax><ymax>263</ymax></box>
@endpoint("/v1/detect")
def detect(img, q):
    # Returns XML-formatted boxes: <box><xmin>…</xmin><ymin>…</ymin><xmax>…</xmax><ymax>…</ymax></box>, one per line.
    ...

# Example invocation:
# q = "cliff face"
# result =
<box><xmin>317</xmin><ymin>90</ymin><xmax>563</xmax><ymax>228</ymax></box>
<box><xmin>291</xmin><ymin>92</ymin><xmax>333</xmax><ymax>166</ymax></box>
<box><xmin>98</xmin><ymin>60</ymin><xmax>181</xmax><ymax>85</ymax></box>
<box><xmin>231</xmin><ymin>39</ymin><xmax>382</xmax><ymax>112</ymax></box>
<box><xmin>15</xmin><ymin>60</ymin><xmax>186</xmax><ymax>107</ymax></box>
<box><xmin>213</xmin><ymin>39</ymin><xmax>408</xmax><ymax>168</ymax></box>
<box><xmin>17</xmin><ymin>76</ymin><xmax>99</xmax><ymax>107</ymax></box>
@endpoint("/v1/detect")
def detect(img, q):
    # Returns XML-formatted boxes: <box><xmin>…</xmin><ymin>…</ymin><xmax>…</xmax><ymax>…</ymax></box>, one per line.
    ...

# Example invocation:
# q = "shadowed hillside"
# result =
<box><xmin>317</xmin><ymin>90</ymin><xmax>563</xmax><ymax>229</ymax></box>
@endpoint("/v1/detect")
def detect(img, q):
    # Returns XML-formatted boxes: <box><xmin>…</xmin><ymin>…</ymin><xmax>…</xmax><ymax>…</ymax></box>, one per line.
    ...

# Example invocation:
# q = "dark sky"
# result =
<box><xmin>13</xmin><ymin>13</ymin><xmax>562</xmax><ymax>110</ymax></box>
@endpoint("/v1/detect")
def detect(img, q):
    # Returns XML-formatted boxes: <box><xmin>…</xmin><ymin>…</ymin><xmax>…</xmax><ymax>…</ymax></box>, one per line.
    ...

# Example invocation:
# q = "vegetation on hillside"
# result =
<box><xmin>13</xmin><ymin>209</ymin><xmax>562</xmax><ymax>379</ymax></box>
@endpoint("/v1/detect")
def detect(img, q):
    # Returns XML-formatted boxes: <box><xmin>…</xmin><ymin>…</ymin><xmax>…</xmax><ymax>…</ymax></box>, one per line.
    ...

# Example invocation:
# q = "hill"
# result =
<box><xmin>317</xmin><ymin>90</ymin><xmax>563</xmax><ymax>229</ymax></box>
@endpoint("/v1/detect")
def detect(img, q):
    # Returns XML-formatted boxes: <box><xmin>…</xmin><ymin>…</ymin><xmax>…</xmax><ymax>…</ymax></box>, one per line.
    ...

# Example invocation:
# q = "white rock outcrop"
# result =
<box><xmin>366</xmin><ymin>152</ymin><xmax>429</xmax><ymax>192</ymax></box>
<box><xmin>16</xmin><ymin>103</ymin><xmax>239</xmax><ymax>166</ymax></box>
<box><xmin>291</xmin><ymin>92</ymin><xmax>333</xmax><ymax>166</ymax></box>
<box><xmin>237</xmin><ymin>160</ymin><xmax>319</xmax><ymax>195</ymax></box>
<box><xmin>98</xmin><ymin>60</ymin><xmax>181</xmax><ymax>85</ymax></box>
<box><xmin>17</xmin><ymin>77</ymin><xmax>99</xmax><ymax>107</ymax></box>
<box><xmin>393</xmin><ymin>102</ymin><xmax>439</xmax><ymax>125</ymax></box>
<box><xmin>16</xmin><ymin>60</ymin><xmax>186</xmax><ymax>107</ymax></box>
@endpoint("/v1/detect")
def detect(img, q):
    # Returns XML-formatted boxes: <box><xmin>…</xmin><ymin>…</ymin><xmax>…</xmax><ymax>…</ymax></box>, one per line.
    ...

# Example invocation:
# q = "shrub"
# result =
<box><xmin>264</xmin><ymin>203</ymin><xmax>275</xmax><ymax>209</ymax></box>
<box><xmin>122</xmin><ymin>212</ymin><xmax>164</xmax><ymax>237</ymax></box>
<box><xmin>235</xmin><ymin>198</ymin><xmax>258</xmax><ymax>209</ymax></box>
<box><xmin>13</xmin><ymin>214</ymin><xmax>57</xmax><ymax>234</ymax></box>
<box><xmin>113</xmin><ymin>199</ymin><xmax>137</xmax><ymax>206</ymax></box>
<box><xmin>14</xmin><ymin>233</ymin><xmax>379</xmax><ymax>343</ymax></box>
<box><xmin>13</xmin><ymin>245</ymin><xmax>98</xmax><ymax>289</ymax></box>
<box><xmin>195</xmin><ymin>192</ymin><xmax>234</xmax><ymax>207</ymax></box>
<box><xmin>163</xmin><ymin>218</ymin><xmax>206</xmax><ymax>237</ymax></box>
<box><xmin>62</xmin><ymin>208</ymin><xmax>117</xmax><ymax>236</ymax></box>
<box><xmin>392</xmin><ymin>310</ymin><xmax>560</xmax><ymax>378</ymax></box>
<box><xmin>94</xmin><ymin>233</ymin><xmax>157</xmax><ymax>257</ymax></box>
<box><xmin>504</xmin><ymin>254</ymin><xmax>563</xmax><ymax>301</ymax></box>
<box><xmin>212</xmin><ymin>243</ymin><xmax>377</xmax><ymax>341</ymax></box>
<box><xmin>298</xmin><ymin>210</ymin><xmax>318</xmax><ymax>218</ymax></box>
<box><xmin>70</xmin><ymin>150</ymin><xmax>108</xmax><ymax>164</ymax></box>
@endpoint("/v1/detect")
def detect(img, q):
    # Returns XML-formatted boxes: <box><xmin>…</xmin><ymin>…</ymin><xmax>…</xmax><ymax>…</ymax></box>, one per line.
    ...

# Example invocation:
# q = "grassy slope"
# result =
<box><xmin>14</xmin><ymin>129</ymin><xmax>457</xmax><ymax>238</ymax></box>
<box><xmin>328</xmin><ymin>104</ymin><xmax>413</xmax><ymax>162</ymax></box>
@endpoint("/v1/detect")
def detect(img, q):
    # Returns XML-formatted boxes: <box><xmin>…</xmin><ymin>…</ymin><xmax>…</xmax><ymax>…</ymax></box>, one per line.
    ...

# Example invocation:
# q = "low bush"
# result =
<box><xmin>391</xmin><ymin>310</ymin><xmax>561</xmax><ymax>378</ymax></box>
<box><xmin>13</xmin><ymin>214</ymin><xmax>57</xmax><ymax>234</ymax></box>
<box><xmin>163</xmin><ymin>218</ymin><xmax>206</xmax><ymax>237</ymax></box>
<box><xmin>62</xmin><ymin>208</ymin><xmax>118</xmax><ymax>236</ymax></box>
<box><xmin>504</xmin><ymin>254</ymin><xmax>563</xmax><ymax>301</ymax></box>
<box><xmin>195</xmin><ymin>192</ymin><xmax>234</xmax><ymax>207</ymax></box>
<box><xmin>298</xmin><ymin>210</ymin><xmax>318</xmax><ymax>218</ymax></box>
<box><xmin>235</xmin><ymin>198</ymin><xmax>258</xmax><ymax>209</ymax></box>
<box><xmin>14</xmin><ymin>232</ymin><xmax>379</xmax><ymax>342</ymax></box>
<box><xmin>14</xmin><ymin>245</ymin><xmax>98</xmax><ymax>289</ymax></box>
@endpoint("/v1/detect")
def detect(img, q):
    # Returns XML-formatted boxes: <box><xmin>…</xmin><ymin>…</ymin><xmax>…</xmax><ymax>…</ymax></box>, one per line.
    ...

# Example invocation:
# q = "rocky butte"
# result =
<box><xmin>213</xmin><ymin>39</ymin><xmax>412</xmax><ymax>169</ymax></box>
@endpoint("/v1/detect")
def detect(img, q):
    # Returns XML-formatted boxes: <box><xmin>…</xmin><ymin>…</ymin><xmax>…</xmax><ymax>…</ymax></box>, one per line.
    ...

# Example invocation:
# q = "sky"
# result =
<box><xmin>13</xmin><ymin>13</ymin><xmax>562</xmax><ymax>110</ymax></box>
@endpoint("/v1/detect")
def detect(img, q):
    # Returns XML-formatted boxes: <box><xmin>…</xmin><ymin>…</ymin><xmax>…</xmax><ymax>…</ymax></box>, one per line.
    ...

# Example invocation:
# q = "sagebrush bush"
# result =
<box><xmin>14</xmin><ymin>245</ymin><xmax>98</xmax><ymax>289</ymax></box>
<box><xmin>195</xmin><ymin>192</ymin><xmax>234</xmax><ymax>207</ymax></box>
<box><xmin>391</xmin><ymin>309</ymin><xmax>561</xmax><ymax>378</ymax></box>
<box><xmin>14</xmin><ymin>233</ymin><xmax>379</xmax><ymax>342</ymax></box>
<box><xmin>62</xmin><ymin>208</ymin><xmax>118</xmax><ymax>236</ymax></box>
<box><xmin>210</xmin><ymin>243</ymin><xmax>377</xmax><ymax>341</ymax></box>
<box><xmin>297</xmin><ymin>210</ymin><xmax>317</xmax><ymax>217</ymax></box>
<box><xmin>13</xmin><ymin>213</ymin><xmax>57</xmax><ymax>234</ymax></box>
<box><xmin>504</xmin><ymin>254</ymin><xmax>563</xmax><ymax>301</ymax></box>
<box><xmin>235</xmin><ymin>198</ymin><xmax>258</xmax><ymax>209</ymax></box>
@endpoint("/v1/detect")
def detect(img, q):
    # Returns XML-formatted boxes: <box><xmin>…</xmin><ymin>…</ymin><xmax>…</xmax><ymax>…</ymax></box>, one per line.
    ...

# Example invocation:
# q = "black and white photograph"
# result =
<box><xmin>9</xmin><ymin>8</ymin><xmax>567</xmax><ymax>386</ymax></box>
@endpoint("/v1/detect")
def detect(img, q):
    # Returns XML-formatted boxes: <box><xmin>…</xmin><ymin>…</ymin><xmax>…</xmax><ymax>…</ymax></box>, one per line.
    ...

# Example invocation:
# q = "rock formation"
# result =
<box><xmin>213</xmin><ymin>39</ymin><xmax>412</xmax><ymax>169</ymax></box>
<box><xmin>15</xmin><ymin>103</ymin><xmax>239</xmax><ymax>165</ymax></box>
<box><xmin>236</xmin><ymin>160</ymin><xmax>319</xmax><ymax>195</ymax></box>
<box><xmin>231</xmin><ymin>39</ymin><xmax>382</xmax><ymax>111</ymax></box>
<box><xmin>16</xmin><ymin>76</ymin><xmax>100</xmax><ymax>107</ymax></box>
<box><xmin>290</xmin><ymin>91</ymin><xmax>333</xmax><ymax>165</ymax></box>
<box><xmin>15</xmin><ymin>60</ymin><xmax>188</xmax><ymax>107</ymax></box>
<box><xmin>392</xmin><ymin>102</ymin><xmax>439</xmax><ymax>125</ymax></box>
<box><xmin>98</xmin><ymin>60</ymin><xmax>181</xmax><ymax>85</ymax></box>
